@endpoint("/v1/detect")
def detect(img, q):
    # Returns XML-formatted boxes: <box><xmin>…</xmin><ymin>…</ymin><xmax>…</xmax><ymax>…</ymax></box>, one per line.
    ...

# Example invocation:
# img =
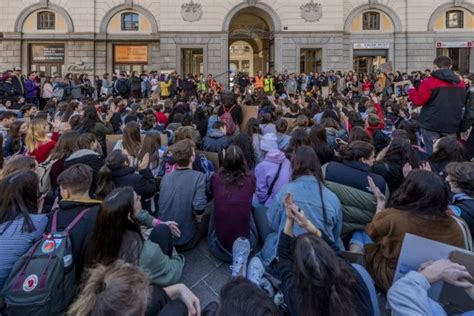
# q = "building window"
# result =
<box><xmin>121</xmin><ymin>13</ymin><xmax>139</xmax><ymax>31</ymax></box>
<box><xmin>37</xmin><ymin>11</ymin><xmax>55</xmax><ymax>30</ymax></box>
<box><xmin>362</xmin><ymin>12</ymin><xmax>380</xmax><ymax>30</ymax></box>
<box><xmin>446</xmin><ymin>10</ymin><xmax>464</xmax><ymax>29</ymax></box>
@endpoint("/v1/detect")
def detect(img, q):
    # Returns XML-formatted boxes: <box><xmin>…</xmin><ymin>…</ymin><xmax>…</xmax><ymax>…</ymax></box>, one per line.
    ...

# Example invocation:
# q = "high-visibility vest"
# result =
<box><xmin>264</xmin><ymin>77</ymin><xmax>274</xmax><ymax>93</ymax></box>
<box><xmin>254</xmin><ymin>75</ymin><xmax>264</xmax><ymax>89</ymax></box>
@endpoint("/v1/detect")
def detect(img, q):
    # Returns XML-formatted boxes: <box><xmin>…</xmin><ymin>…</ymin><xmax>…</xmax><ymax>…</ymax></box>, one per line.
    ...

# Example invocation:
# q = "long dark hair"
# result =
<box><xmin>138</xmin><ymin>133</ymin><xmax>161</xmax><ymax>165</ymax></box>
<box><xmin>85</xmin><ymin>187</ymin><xmax>143</xmax><ymax>267</ymax></box>
<box><xmin>122</xmin><ymin>121</ymin><xmax>141</xmax><ymax>158</ymax></box>
<box><xmin>96</xmin><ymin>150</ymin><xmax>128</xmax><ymax>199</ymax></box>
<box><xmin>294</xmin><ymin>233</ymin><xmax>357</xmax><ymax>316</ymax></box>
<box><xmin>219</xmin><ymin>145</ymin><xmax>248</xmax><ymax>187</ymax></box>
<box><xmin>428</xmin><ymin>136</ymin><xmax>468</xmax><ymax>165</ymax></box>
<box><xmin>0</xmin><ymin>170</ymin><xmax>39</xmax><ymax>233</ymax></box>
<box><xmin>245</xmin><ymin>118</ymin><xmax>262</xmax><ymax>138</ymax></box>
<box><xmin>286</xmin><ymin>129</ymin><xmax>310</xmax><ymax>158</ymax></box>
<box><xmin>308</xmin><ymin>124</ymin><xmax>334</xmax><ymax>165</ymax></box>
<box><xmin>380</xmin><ymin>137</ymin><xmax>419</xmax><ymax>169</ymax></box>
<box><xmin>339</xmin><ymin>141</ymin><xmax>374</xmax><ymax>162</ymax></box>
<box><xmin>8</xmin><ymin>120</ymin><xmax>26</xmax><ymax>154</ymax></box>
<box><xmin>50</xmin><ymin>130</ymin><xmax>79</xmax><ymax>160</ymax></box>
<box><xmin>291</xmin><ymin>146</ymin><xmax>329</xmax><ymax>229</ymax></box>
<box><xmin>389</xmin><ymin>169</ymin><xmax>449</xmax><ymax>216</ymax></box>
<box><xmin>230</xmin><ymin>134</ymin><xmax>256</xmax><ymax>170</ymax></box>
<box><xmin>77</xmin><ymin>106</ymin><xmax>101</xmax><ymax>133</ymax></box>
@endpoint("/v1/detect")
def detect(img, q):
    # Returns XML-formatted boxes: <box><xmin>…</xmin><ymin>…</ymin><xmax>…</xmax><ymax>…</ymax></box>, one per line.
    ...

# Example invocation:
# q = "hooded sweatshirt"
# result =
<box><xmin>203</xmin><ymin>128</ymin><xmax>232</xmax><ymax>155</ymax></box>
<box><xmin>255</xmin><ymin>150</ymin><xmax>292</xmax><ymax>208</ymax></box>
<box><xmin>408</xmin><ymin>69</ymin><xmax>466</xmax><ymax>134</ymax></box>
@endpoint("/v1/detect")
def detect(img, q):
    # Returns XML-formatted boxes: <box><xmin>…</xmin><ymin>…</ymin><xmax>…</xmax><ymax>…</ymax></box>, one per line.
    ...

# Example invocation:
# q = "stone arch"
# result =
<box><xmin>15</xmin><ymin>3</ymin><xmax>74</xmax><ymax>33</ymax></box>
<box><xmin>427</xmin><ymin>2</ymin><xmax>474</xmax><ymax>31</ymax></box>
<box><xmin>344</xmin><ymin>3</ymin><xmax>402</xmax><ymax>33</ymax></box>
<box><xmin>99</xmin><ymin>4</ymin><xmax>158</xmax><ymax>33</ymax></box>
<box><xmin>222</xmin><ymin>2</ymin><xmax>282</xmax><ymax>32</ymax></box>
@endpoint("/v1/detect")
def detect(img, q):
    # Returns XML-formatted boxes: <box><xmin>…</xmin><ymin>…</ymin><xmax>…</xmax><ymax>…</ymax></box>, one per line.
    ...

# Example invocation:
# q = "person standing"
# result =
<box><xmin>408</xmin><ymin>56</ymin><xmax>466</xmax><ymax>154</ymax></box>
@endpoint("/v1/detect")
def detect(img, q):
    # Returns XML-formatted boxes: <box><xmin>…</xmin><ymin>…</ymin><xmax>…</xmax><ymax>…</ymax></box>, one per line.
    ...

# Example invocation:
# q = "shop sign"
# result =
<box><xmin>353</xmin><ymin>43</ymin><xmax>390</xmax><ymax>49</ymax></box>
<box><xmin>435</xmin><ymin>41</ymin><xmax>473</xmax><ymax>48</ymax></box>
<box><xmin>66</xmin><ymin>64</ymin><xmax>93</xmax><ymax>73</ymax></box>
<box><xmin>114</xmin><ymin>45</ymin><xmax>148</xmax><ymax>63</ymax></box>
<box><xmin>31</xmin><ymin>44</ymin><xmax>65</xmax><ymax>62</ymax></box>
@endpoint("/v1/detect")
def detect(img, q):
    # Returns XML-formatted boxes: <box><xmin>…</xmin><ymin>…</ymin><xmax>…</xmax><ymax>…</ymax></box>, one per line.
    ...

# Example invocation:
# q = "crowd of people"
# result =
<box><xmin>0</xmin><ymin>55</ymin><xmax>473</xmax><ymax>315</ymax></box>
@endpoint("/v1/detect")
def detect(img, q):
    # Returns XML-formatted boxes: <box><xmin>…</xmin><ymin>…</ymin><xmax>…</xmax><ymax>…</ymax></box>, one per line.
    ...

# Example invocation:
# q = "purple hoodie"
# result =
<box><xmin>255</xmin><ymin>150</ymin><xmax>292</xmax><ymax>207</ymax></box>
<box><xmin>25</xmin><ymin>79</ymin><xmax>37</xmax><ymax>99</ymax></box>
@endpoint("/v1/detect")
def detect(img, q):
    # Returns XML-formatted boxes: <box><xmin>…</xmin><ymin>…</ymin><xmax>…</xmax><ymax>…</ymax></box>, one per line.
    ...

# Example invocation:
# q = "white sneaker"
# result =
<box><xmin>230</xmin><ymin>237</ymin><xmax>250</xmax><ymax>278</ymax></box>
<box><xmin>247</xmin><ymin>256</ymin><xmax>265</xmax><ymax>286</ymax></box>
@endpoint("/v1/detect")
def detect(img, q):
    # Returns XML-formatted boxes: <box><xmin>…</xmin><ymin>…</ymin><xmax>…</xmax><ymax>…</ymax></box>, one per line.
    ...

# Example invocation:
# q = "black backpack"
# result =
<box><xmin>2</xmin><ymin>208</ymin><xmax>91</xmax><ymax>315</ymax></box>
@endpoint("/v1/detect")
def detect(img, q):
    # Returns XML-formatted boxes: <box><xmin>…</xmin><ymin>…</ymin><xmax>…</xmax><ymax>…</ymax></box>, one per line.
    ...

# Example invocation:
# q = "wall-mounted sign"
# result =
<box><xmin>66</xmin><ymin>64</ymin><xmax>93</xmax><ymax>73</ymax></box>
<box><xmin>114</xmin><ymin>45</ymin><xmax>148</xmax><ymax>63</ymax></box>
<box><xmin>31</xmin><ymin>44</ymin><xmax>65</xmax><ymax>62</ymax></box>
<box><xmin>353</xmin><ymin>43</ymin><xmax>390</xmax><ymax>49</ymax></box>
<box><xmin>435</xmin><ymin>41</ymin><xmax>473</xmax><ymax>48</ymax></box>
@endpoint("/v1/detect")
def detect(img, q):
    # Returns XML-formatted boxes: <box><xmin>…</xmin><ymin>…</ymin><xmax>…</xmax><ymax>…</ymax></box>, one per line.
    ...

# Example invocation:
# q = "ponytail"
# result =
<box><xmin>338</xmin><ymin>141</ymin><xmax>374</xmax><ymax>161</ymax></box>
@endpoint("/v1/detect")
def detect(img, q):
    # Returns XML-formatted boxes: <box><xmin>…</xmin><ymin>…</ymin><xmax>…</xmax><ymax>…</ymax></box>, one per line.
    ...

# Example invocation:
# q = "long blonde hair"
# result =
<box><xmin>25</xmin><ymin>119</ymin><xmax>48</xmax><ymax>152</ymax></box>
<box><xmin>68</xmin><ymin>261</ymin><xmax>149</xmax><ymax>316</ymax></box>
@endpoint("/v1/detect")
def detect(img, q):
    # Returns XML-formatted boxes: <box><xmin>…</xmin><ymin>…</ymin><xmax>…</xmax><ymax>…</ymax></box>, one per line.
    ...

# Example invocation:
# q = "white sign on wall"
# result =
<box><xmin>435</xmin><ymin>41</ymin><xmax>473</xmax><ymax>48</ymax></box>
<box><xmin>353</xmin><ymin>43</ymin><xmax>390</xmax><ymax>49</ymax></box>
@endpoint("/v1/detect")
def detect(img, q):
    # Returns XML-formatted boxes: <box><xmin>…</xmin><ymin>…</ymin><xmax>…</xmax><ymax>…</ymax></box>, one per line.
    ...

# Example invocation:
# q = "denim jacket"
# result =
<box><xmin>259</xmin><ymin>175</ymin><xmax>344</xmax><ymax>266</ymax></box>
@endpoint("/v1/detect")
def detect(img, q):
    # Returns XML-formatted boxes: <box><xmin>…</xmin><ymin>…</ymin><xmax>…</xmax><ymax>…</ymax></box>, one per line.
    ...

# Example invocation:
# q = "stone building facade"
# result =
<box><xmin>0</xmin><ymin>0</ymin><xmax>473</xmax><ymax>84</ymax></box>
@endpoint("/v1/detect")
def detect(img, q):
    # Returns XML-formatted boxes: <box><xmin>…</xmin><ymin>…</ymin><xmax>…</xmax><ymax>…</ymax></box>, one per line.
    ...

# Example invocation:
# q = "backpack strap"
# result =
<box><xmin>264</xmin><ymin>163</ymin><xmax>283</xmax><ymax>203</ymax></box>
<box><xmin>51</xmin><ymin>207</ymin><xmax>92</xmax><ymax>235</ymax></box>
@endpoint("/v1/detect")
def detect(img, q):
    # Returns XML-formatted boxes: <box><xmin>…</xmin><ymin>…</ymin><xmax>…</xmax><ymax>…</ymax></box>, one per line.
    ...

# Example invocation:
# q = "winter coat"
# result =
<box><xmin>63</xmin><ymin>149</ymin><xmax>105</xmax><ymax>193</ymax></box>
<box><xmin>408</xmin><ymin>69</ymin><xmax>466</xmax><ymax>134</ymax></box>
<box><xmin>202</xmin><ymin>129</ymin><xmax>232</xmax><ymax>160</ymax></box>
<box><xmin>111</xmin><ymin>166</ymin><xmax>157</xmax><ymax>201</ymax></box>
<box><xmin>322</xmin><ymin>160</ymin><xmax>389</xmax><ymax>236</ymax></box>
<box><xmin>254</xmin><ymin>150</ymin><xmax>292</xmax><ymax>208</ymax></box>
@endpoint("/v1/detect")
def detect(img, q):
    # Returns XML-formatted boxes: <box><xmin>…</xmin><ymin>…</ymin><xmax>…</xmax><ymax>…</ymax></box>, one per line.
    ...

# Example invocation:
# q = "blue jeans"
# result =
<box><xmin>350</xmin><ymin>230</ymin><xmax>374</xmax><ymax>249</ymax></box>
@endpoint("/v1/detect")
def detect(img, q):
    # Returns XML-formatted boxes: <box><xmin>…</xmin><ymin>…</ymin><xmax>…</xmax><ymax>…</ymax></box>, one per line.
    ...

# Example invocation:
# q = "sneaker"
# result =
<box><xmin>247</xmin><ymin>256</ymin><xmax>265</xmax><ymax>286</ymax></box>
<box><xmin>230</xmin><ymin>237</ymin><xmax>250</xmax><ymax>278</ymax></box>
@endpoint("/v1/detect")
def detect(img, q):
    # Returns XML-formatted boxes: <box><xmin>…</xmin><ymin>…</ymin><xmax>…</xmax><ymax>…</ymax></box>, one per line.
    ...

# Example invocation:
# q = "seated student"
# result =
<box><xmin>3</xmin><ymin>120</ymin><xmax>27</xmax><ymax>158</ymax></box>
<box><xmin>86</xmin><ymin>187</ymin><xmax>184</xmax><ymax>286</ymax></box>
<box><xmin>428</xmin><ymin>136</ymin><xmax>469</xmax><ymax>179</ymax></box>
<box><xmin>275</xmin><ymin>118</ymin><xmax>291</xmax><ymax>152</ymax></box>
<box><xmin>158</xmin><ymin>139</ymin><xmax>207</xmax><ymax>252</ymax></box>
<box><xmin>208</xmin><ymin>145</ymin><xmax>257</xmax><ymax>263</ymax></box>
<box><xmin>322</xmin><ymin>141</ymin><xmax>389</xmax><ymax>236</ymax></box>
<box><xmin>0</xmin><ymin>155</ymin><xmax>36</xmax><ymax>179</ymax></box>
<box><xmin>446</xmin><ymin>162</ymin><xmax>474</xmax><ymax>237</ymax></box>
<box><xmin>277</xmin><ymin>199</ymin><xmax>374</xmax><ymax>316</ymax></box>
<box><xmin>26</xmin><ymin>118</ymin><xmax>60</xmax><ymax>163</ymax></box>
<box><xmin>388</xmin><ymin>259</ymin><xmax>473</xmax><ymax>316</ymax></box>
<box><xmin>113</xmin><ymin>121</ymin><xmax>142</xmax><ymax>168</ymax></box>
<box><xmin>215</xmin><ymin>277</ymin><xmax>279</xmax><ymax>316</ymax></box>
<box><xmin>63</xmin><ymin>133</ymin><xmax>105</xmax><ymax>194</ymax></box>
<box><xmin>45</xmin><ymin>164</ymin><xmax>102</xmax><ymax>282</ymax></box>
<box><xmin>203</xmin><ymin>121</ymin><xmax>233</xmax><ymax>162</ymax></box>
<box><xmin>69</xmin><ymin>261</ymin><xmax>200</xmax><ymax>316</ymax></box>
<box><xmin>0</xmin><ymin>170</ymin><xmax>47</xmax><ymax>290</ymax></box>
<box><xmin>0</xmin><ymin>111</ymin><xmax>16</xmax><ymax>138</ymax></box>
<box><xmin>350</xmin><ymin>170</ymin><xmax>467</xmax><ymax>293</ymax></box>
<box><xmin>96</xmin><ymin>149</ymin><xmax>156</xmax><ymax>202</ymax></box>
<box><xmin>259</xmin><ymin>113</ymin><xmax>276</xmax><ymax>135</ymax></box>
<box><xmin>260</xmin><ymin>146</ymin><xmax>343</xmax><ymax>267</ymax></box>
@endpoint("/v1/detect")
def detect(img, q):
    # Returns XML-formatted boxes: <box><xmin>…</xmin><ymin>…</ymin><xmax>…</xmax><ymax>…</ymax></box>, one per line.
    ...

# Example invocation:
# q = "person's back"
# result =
<box><xmin>158</xmin><ymin>139</ymin><xmax>207</xmax><ymax>249</ymax></box>
<box><xmin>203</xmin><ymin>121</ymin><xmax>232</xmax><ymax>156</ymax></box>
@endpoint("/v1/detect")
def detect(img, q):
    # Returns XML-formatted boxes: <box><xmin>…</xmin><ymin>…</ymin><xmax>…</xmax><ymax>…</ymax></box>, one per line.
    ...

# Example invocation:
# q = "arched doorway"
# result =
<box><xmin>228</xmin><ymin>7</ymin><xmax>274</xmax><ymax>80</ymax></box>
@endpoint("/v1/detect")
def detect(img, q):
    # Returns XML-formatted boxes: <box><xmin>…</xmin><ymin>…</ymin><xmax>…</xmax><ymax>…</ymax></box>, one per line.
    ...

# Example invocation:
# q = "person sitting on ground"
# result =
<box><xmin>0</xmin><ymin>170</ymin><xmax>47</xmax><ymax>289</ymax></box>
<box><xmin>0</xmin><ymin>155</ymin><xmax>36</xmax><ymax>179</ymax></box>
<box><xmin>427</xmin><ymin>136</ymin><xmax>469</xmax><ymax>179</ymax></box>
<box><xmin>0</xmin><ymin>111</ymin><xmax>16</xmax><ymax>138</ymax></box>
<box><xmin>274</xmin><ymin>118</ymin><xmax>291</xmax><ymax>152</ymax></box>
<box><xmin>260</xmin><ymin>146</ymin><xmax>344</xmax><ymax>267</ymax></box>
<box><xmin>259</xmin><ymin>113</ymin><xmax>276</xmax><ymax>135</ymax></box>
<box><xmin>69</xmin><ymin>261</ymin><xmax>200</xmax><ymax>316</ymax></box>
<box><xmin>208</xmin><ymin>145</ymin><xmax>257</xmax><ymax>263</ymax></box>
<box><xmin>202</xmin><ymin>121</ymin><xmax>233</xmax><ymax>163</ymax></box>
<box><xmin>158</xmin><ymin>139</ymin><xmax>207</xmax><ymax>252</ymax></box>
<box><xmin>350</xmin><ymin>170</ymin><xmax>467</xmax><ymax>293</ymax></box>
<box><xmin>278</xmin><ymin>197</ymin><xmax>374</xmax><ymax>316</ymax></box>
<box><xmin>85</xmin><ymin>187</ymin><xmax>184</xmax><ymax>287</ymax></box>
<box><xmin>26</xmin><ymin>118</ymin><xmax>61</xmax><ymax>163</ymax></box>
<box><xmin>446</xmin><ymin>161</ymin><xmax>474</xmax><ymax>237</ymax></box>
<box><xmin>45</xmin><ymin>164</ymin><xmax>102</xmax><ymax>282</ymax></box>
<box><xmin>322</xmin><ymin>141</ymin><xmax>389</xmax><ymax>236</ymax></box>
<box><xmin>3</xmin><ymin>120</ymin><xmax>27</xmax><ymax>157</ymax></box>
<box><xmin>113</xmin><ymin>121</ymin><xmax>142</xmax><ymax>168</ymax></box>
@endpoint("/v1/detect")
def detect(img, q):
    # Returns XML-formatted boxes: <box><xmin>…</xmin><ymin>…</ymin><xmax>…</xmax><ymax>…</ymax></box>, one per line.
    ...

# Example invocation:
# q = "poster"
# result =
<box><xmin>379</xmin><ymin>62</ymin><xmax>393</xmax><ymax>73</ymax></box>
<box><xmin>114</xmin><ymin>45</ymin><xmax>148</xmax><ymax>63</ymax></box>
<box><xmin>31</xmin><ymin>44</ymin><xmax>65</xmax><ymax>62</ymax></box>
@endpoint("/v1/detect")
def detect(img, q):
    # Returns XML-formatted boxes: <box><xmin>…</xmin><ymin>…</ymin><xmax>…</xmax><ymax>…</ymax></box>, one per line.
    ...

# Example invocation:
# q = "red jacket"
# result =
<box><xmin>155</xmin><ymin>111</ymin><xmax>168</xmax><ymax>126</ymax></box>
<box><xmin>28</xmin><ymin>132</ymin><xmax>59</xmax><ymax>163</ymax></box>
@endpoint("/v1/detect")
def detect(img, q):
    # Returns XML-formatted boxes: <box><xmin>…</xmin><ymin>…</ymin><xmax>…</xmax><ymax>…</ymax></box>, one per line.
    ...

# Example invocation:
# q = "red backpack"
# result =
<box><xmin>219</xmin><ymin>105</ymin><xmax>237</xmax><ymax>135</ymax></box>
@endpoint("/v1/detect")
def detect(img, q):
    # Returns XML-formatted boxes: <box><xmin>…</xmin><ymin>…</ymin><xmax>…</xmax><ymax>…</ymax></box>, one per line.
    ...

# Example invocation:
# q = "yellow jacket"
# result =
<box><xmin>160</xmin><ymin>80</ymin><xmax>171</xmax><ymax>97</ymax></box>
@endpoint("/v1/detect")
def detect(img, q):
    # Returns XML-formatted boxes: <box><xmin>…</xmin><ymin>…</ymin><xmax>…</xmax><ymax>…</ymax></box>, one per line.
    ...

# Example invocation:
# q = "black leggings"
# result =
<box><xmin>149</xmin><ymin>224</ymin><xmax>174</xmax><ymax>258</ymax></box>
<box><xmin>146</xmin><ymin>285</ymin><xmax>188</xmax><ymax>316</ymax></box>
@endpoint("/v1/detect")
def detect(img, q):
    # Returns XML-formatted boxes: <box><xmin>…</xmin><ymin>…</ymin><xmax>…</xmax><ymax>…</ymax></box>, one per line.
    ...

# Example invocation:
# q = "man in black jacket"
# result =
<box><xmin>408</xmin><ymin>56</ymin><xmax>466</xmax><ymax>154</ymax></box>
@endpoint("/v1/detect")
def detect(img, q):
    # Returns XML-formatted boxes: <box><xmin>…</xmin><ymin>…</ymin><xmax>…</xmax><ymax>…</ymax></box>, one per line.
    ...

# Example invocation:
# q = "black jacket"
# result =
<box><xmin>277</xmin><ymin>232</ymin><xmax>373</xmax><ymax>316</ymax></box>
<box><xmin>111</xmin><ymin>166</ymin><xmax>157</xmax><ymax>200</ymax></box>
<box><xmin>63</xmin><ymin>149</ymin><xmax>105</xmax><ymax>194</ymax></box>
<box><xmin>46</xmin><ymin>199</ymin><xmax>101</xmax><ymax>282</ymax></box>
<box><xmin>453</xmin><ymin>196</ymin><xmax>474</xmax><ymax>239</ymax></box>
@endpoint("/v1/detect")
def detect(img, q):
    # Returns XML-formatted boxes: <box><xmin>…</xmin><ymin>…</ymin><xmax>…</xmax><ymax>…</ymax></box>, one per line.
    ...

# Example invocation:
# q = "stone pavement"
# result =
<box><xmin>181</xmin><ymin>239</ymin><xmax>231</xmax><ymax>308</ymax></box>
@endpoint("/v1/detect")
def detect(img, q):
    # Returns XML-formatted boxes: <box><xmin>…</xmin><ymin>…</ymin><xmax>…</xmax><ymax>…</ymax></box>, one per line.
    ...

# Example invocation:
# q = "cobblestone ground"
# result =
<box><xmin>181</xmin><ymin>239</ymin><xmax>231</xmax><ymax>308</ymax></box>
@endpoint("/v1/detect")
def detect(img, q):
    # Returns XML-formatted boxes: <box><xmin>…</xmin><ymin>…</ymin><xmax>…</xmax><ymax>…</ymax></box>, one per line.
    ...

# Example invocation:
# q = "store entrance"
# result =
<box><xmin>30</xmin><ymin>63</ymin><xmax>63</xmax><ymax>76</ymax></box>
<box><xmin>113</xmin><ymin>45</ymin><xmax>148</xmax><ymax>74</ymax></box>
<box><xmin>353</xmin><ymin>49</ymin><xmax>388</xmax><ymax>73</ymax></box>
<box><xmin>437</xmin><ymin>48</ymin><xmax>470</xmax><ymax>74</ymax></box>
<box><xmin>114</xmin><ymin>64</ymin><xmax>148</xmax><ymax>73</ymax></box>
